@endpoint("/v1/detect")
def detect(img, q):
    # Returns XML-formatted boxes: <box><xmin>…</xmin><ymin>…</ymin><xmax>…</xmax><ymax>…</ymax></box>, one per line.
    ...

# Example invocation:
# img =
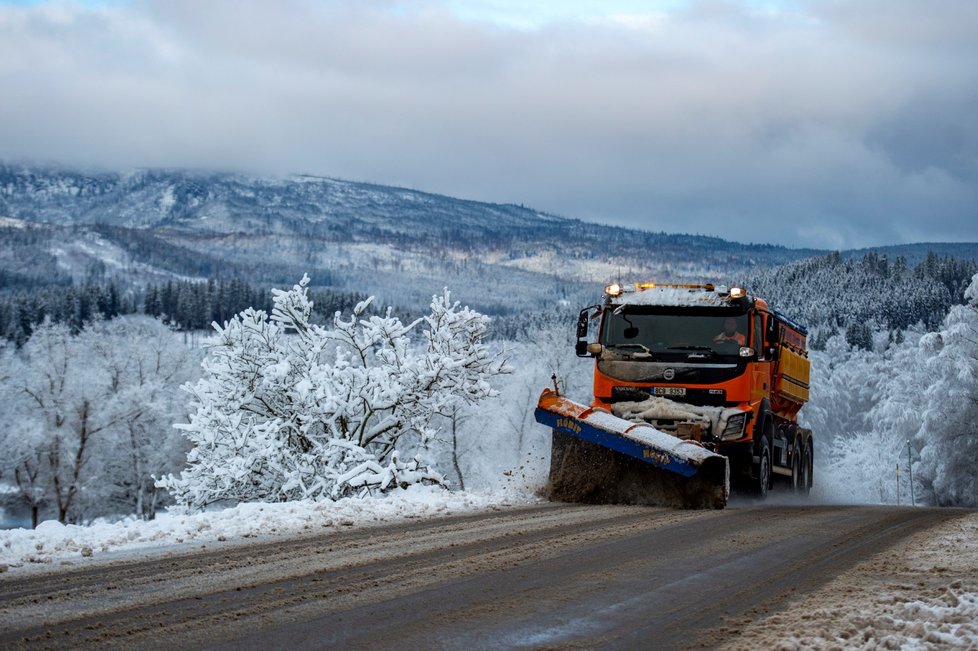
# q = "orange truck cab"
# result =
<box><xmin>575</xmin><ymin>282</ymin><xmax>813</xmax><ymax>497</ymax></box>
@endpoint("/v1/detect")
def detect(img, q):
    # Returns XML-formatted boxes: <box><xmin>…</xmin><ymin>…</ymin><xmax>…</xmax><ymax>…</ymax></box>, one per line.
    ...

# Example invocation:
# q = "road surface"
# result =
<box><xmin>0</xmin><ymin>503</ymin><xmax>966</xmax><ymax>650</ymax></box>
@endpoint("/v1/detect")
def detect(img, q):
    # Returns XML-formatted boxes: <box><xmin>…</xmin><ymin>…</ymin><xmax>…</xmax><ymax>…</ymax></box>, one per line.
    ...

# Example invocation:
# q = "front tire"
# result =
<box><xmin>754</xmin><ymin>437</ymin><xmax>772</xmax><ymax>499</ymax></box>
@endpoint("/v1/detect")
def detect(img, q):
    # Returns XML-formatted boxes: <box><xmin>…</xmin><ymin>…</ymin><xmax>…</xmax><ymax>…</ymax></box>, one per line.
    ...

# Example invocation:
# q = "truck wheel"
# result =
<box><xmin>754</xmin><ymin>438</ymin><xmax>771</xmax><ymax>499</ymax></box>
<box><xmin>790</xmin><ymin>444</ymin><xmax>802</xmax><ymax>493</ymax></box>
<box><xmin>801</xmin><ymin>445</ymin><xmax>813</xmax><ymax>496</ymax></box>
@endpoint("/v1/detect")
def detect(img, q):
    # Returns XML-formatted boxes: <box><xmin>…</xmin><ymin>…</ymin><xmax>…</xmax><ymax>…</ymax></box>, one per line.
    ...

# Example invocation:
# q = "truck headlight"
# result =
<box><xmin>720</xmin><ymin>411</ymin><xmax>747</xmax><ymax>441</ymax></box>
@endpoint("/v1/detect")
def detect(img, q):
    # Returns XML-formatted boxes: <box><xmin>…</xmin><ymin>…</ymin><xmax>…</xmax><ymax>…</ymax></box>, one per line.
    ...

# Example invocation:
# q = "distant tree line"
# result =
<box><xmin>144</xmin><ymin>279</ymin><xmax>373</xmax><ymax>331</ymax></box>
<box><xmin>2</xmin><ymin>249</ymin><xmax>976</xmax><ymax>352</ymax></box>
<box><xmin>748</xmin><ymin>251</ymin><xmax>977</xmax><ymax>350</ymax></box>
<box><xmin>0</xmin><ymin>284</ymin><xmax>136</xmax><ymax>345</ymax></box>
<box><xmin>0</xmin><ymin>278</ymin><xmax>373</xmax><ymax>345</ymax></box>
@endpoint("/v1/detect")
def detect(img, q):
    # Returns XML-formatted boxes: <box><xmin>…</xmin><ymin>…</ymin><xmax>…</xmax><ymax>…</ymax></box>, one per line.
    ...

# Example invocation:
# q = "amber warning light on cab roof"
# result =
<box><xmin>603</xmin><ymin>282</ymin><xmax>743</xmax><ymax>298</ymax></box>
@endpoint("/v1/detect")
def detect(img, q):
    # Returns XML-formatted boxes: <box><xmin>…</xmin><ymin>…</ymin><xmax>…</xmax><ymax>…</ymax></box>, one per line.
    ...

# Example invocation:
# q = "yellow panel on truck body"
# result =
<box><xmin>776</xmin><ymin>344</ymin><xmax>810</xmax><ymax>404</ymax></box>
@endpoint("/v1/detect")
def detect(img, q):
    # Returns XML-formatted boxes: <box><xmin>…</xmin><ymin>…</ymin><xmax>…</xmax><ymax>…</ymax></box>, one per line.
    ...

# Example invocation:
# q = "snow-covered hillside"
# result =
<box><xmin>5</xmin><ymin>163</ymin><xmax>978</xmax><ymax>323</ymax></box>
<box><xmin>0</xmin><ymin>163</ymin><xmax>827</xmax><ymax>313</ymax></box>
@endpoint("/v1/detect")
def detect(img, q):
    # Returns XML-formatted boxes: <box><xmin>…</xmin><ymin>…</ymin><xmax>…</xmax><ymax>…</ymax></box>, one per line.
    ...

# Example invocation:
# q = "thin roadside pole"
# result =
<box><xmin>908</xmin><ymin>440</ymin><xmax>916</xmax><ymax>507</ymax></box>
<box><xmin>896</xmin><ymin>464</ymin><xmax>900</xmax><ymax>506</ymax></box>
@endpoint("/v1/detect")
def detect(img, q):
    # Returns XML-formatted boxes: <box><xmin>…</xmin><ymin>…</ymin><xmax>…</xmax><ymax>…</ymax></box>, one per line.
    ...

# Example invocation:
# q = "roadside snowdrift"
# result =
<box><xmin>0</xmin><ymin>486</ymin><xmax>536</xmax><ymax>571</ymax></box>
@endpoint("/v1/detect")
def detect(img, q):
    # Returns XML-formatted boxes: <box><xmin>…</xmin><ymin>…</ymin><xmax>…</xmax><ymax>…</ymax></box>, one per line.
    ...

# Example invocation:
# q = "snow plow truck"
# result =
<box><xmin>534</xmin><ymin>282</ymin><xmax>813</xmax><ymax>509</ymax></box>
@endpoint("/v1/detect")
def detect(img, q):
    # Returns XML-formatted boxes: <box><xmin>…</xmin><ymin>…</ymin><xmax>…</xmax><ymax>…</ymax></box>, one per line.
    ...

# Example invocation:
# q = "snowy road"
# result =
<box><xmin>0</xmin><ymin>503</ymin><xmax>969</xmax><ymax>650</ymax></box>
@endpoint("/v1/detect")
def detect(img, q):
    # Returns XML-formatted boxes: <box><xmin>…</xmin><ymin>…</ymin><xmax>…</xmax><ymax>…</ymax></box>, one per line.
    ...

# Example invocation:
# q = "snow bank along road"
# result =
<box><xmin>0</xmin><ymin>503</ymin><xmax>971</xmax><ymax>650</ymax></box>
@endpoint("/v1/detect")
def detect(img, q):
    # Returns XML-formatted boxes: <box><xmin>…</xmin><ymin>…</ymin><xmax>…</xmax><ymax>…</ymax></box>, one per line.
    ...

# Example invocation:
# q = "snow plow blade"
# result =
<box><xmin>534</xmin><ymin>388</ymin><xmax>729</xmax><ymax>509</ymax></box>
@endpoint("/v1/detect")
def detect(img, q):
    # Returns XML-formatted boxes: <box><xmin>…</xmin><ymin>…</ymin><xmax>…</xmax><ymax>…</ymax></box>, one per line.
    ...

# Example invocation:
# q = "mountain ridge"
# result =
<box><xmin>1</xmin><ymin>163</ymin><xmax>976</xmax><ymax>314</ymax></box>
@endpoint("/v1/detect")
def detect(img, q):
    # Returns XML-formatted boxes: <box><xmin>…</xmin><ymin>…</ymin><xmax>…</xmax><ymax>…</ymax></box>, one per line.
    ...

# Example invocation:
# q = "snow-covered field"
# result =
<box><xmin>0</xmin><ymin>486</ymin><xmax>538</xmax><ymax>572</ymax></box>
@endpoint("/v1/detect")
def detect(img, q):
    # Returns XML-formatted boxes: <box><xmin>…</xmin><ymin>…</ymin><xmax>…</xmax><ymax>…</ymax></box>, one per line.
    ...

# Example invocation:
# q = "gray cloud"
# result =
<box><xmin>1</xmin><ymin>0</ymin><xmax>976</xmax><ymax>249</ymax></box>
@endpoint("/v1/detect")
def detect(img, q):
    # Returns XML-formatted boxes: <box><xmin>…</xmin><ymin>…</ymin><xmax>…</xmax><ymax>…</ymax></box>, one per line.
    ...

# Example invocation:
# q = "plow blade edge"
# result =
<box><xmin>534</xmin><ymin>388</ymin><xmax>729</xmax><ymax>509</ymax></box>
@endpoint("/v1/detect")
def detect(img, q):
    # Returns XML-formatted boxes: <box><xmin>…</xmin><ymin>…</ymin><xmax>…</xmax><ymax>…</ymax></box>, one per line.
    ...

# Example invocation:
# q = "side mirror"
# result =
<box><xmin>576</xmin><ymin>305</ymin><xmax>601</xmax><ymax>357</ymax></box>
<box><xmin>576</xmin><ymin>309</ymin><xmax>590</xmax><ymax>340</ymax></box>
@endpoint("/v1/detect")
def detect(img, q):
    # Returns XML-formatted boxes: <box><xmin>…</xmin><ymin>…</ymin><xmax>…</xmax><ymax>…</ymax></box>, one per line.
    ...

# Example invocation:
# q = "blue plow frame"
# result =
<box><xmin>534</xmin><ymin>406</ymin><xmax>702</xmax><ymax>478</ymax></box>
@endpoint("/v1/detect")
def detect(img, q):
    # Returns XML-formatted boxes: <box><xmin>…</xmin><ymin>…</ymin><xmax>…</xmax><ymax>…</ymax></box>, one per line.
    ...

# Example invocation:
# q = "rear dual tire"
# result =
<box><xmin>790</xmin><ymin>441</ymin><xmax>812</xmax><ymax>497</ymax></box>
<box><xmin>801</xmin><ymin>445</ymin><xmax>813</xmax><ymax>496</ymax></box>
<box><xmin>790</xmin><ymin>446</ymin><xmax>801</xmax><ymax>492</ymax></box>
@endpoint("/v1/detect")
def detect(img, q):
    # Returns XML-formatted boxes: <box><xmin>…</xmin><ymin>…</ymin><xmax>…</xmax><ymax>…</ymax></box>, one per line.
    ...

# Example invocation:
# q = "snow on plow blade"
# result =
<box><xmin>534</xmin><ymin>388</ymin><xmax>729</xmax><ymax>509</ymax></box>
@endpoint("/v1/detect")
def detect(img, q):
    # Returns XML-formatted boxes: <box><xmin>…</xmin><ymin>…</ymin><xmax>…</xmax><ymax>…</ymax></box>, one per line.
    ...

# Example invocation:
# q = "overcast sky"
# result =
<box><xmin>1</xmin><ymin>0</ymin><xmax>976</xmax><ymax>249</ymax></box>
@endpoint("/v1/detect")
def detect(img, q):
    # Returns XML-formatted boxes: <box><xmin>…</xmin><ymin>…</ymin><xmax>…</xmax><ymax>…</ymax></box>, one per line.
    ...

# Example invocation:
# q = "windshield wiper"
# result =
<box><xmin>606</xmin><ymin>343</ymin><xmax>653</xmax><ymax>358</ymax></box>
<box><xmin>666</xmin><ymin>345</ymin><xmax>720</xmax><ymax>358</ymax></box>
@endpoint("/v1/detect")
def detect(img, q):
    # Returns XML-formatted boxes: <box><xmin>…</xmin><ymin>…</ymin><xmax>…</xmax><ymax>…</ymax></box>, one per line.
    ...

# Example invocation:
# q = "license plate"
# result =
<box><xmin>653</xmin><ymin>387</ymin><xmax>686</xmax><ymax>397</ymax></box>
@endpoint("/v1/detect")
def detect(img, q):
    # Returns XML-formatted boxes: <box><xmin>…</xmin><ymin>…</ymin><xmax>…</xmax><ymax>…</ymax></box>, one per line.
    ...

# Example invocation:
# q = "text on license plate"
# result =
<box><xmin>653</xmin><ymin>387</ymin><xmax>686</xmax><ymax>397</ymax></box>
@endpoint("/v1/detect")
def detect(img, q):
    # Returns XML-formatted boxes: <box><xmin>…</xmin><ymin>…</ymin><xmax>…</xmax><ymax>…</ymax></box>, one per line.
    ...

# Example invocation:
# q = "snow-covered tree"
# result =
<box><xmin>915</xmin><ymin>273</ymin><xmax>978</xmax><ymax>506</ymax></box>
<box><xmin>0</xmin><ymin>317</ymin><xmax>200</xmax><ymax>525</ymax></box>
<box><xmin>845</xmin><ymin>321</ymin><xmax>874</xmax><ymax>351</ymax></box>
<box><xmin>86</xmin><ymin>317</ymin><xmax>200</xmax><ymax>519</ymax></box>
<box><xmin>860</xmin><ymin>332</ymin><xmax>928</xmax><ymax>504</ymax></box>
<box><xmin>804</xmin><ymin>331</ymin><xmax>924</xmax><ymax>504</ymax></box>
<box><xmin>158</xmin><ymin>276</ymin><xmax>509</xmax><ymax>509</ymax></box>
<box><xmin>1</xmin><ymin>322</ymin><xmax>117</xmax><ymax>524</ymax></box>
<box><xmin>813</xmin><ymin>273</ymin><xmax>978</xmax><ymax>507</ymax></box>
<box><xmin>802</xmin><ymin>335</ymin><xmax>882</xmax><ymax>448</ymax></box>
<box><xmin>748</xmin><ymin>251</ymin><xmax>975</xmax><ymax>334</ymax></box>
<box><xmin>825</xmin><ymin>429</ymin><xmax>910</xmax><ymax>504</ymax></box>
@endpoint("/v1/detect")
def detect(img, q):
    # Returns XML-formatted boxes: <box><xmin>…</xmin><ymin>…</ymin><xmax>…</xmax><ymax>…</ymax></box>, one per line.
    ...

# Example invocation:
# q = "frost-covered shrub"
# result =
<box><xmin>158</xmin><ymin>276</ymin><xmax>509</xmax><ymax>509</ymax></box>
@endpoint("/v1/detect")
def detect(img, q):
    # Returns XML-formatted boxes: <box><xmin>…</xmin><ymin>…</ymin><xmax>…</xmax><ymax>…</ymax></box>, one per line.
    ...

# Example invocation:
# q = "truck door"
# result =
<box><xmin>750</xmin><ymin>312</ymin><xmax>770</xmax><ymax>403</ymax></box>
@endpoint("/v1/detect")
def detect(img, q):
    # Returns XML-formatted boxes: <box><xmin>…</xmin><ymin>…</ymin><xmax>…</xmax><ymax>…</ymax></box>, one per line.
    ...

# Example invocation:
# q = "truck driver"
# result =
<box><xmin>713</xmin><ymin>317</ymin><xmax>746</xmax><ymax>347</ymax></box>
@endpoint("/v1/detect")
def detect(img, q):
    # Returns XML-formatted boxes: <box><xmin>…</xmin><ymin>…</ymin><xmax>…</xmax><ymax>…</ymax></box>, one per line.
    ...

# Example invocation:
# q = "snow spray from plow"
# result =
<box><xmin>534</xmin><ymin>388</ymin><xmax>730</xmax><ymax>509</ymax></box>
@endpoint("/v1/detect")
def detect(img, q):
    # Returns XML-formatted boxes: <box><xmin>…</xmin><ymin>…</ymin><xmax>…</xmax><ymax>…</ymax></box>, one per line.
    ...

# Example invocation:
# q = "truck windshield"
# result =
<box><xmin>601</xmin><ymin>310</ymin><xmax>749</xmax><ymax>356</ymax></box>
